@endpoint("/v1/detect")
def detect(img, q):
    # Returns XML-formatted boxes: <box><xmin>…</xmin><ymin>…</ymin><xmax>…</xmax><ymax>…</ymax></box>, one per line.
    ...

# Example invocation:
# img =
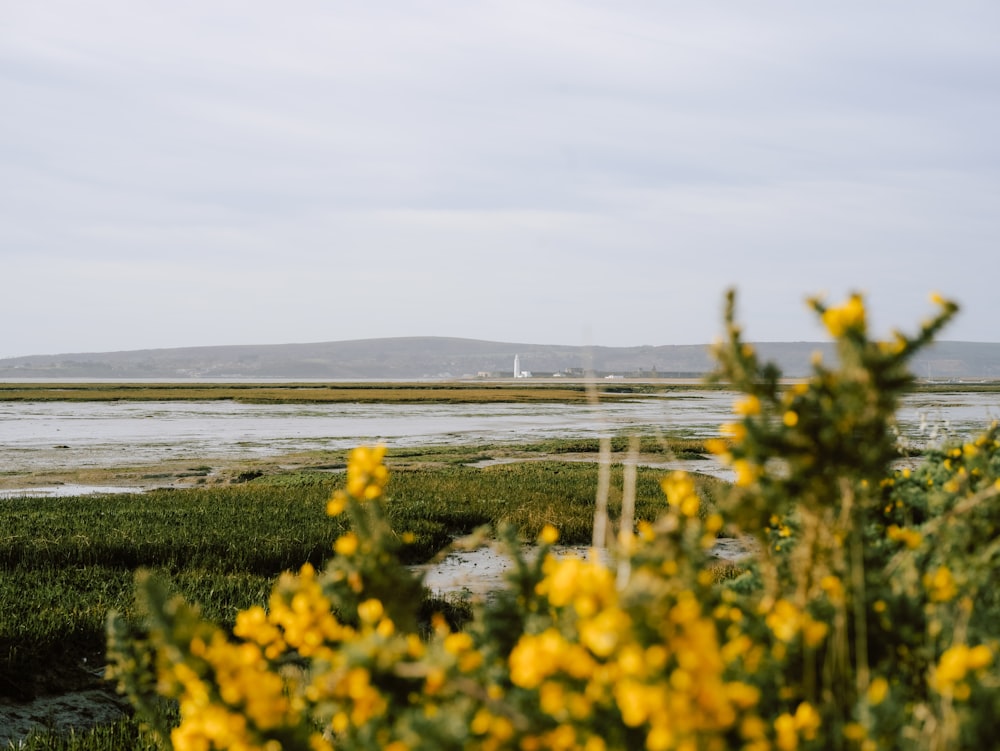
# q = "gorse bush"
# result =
<box><xmin>107</xmin><ymin>291</ymin><xmax>1000</xmax><ymax>750</ymax></box>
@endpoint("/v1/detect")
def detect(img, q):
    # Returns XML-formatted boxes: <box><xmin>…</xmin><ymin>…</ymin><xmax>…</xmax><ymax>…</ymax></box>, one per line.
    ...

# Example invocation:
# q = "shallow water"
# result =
<box><xmin>0</xmin><ymin>391</ymin><xmax>997</xmax><ymax>475</ymax></box>
<box><xmin>415</xmin><ymin>538</ymin><xmax>756</xmax><ymax>600</ymax></box>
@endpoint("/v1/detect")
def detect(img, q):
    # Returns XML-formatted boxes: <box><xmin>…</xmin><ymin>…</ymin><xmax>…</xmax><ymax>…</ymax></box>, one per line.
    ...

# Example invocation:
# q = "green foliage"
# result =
<box><xmin>1</xmin><ymin>456</ymin><xmax>702</xmax><ymax>708</ymax></box>
<box><xmin>105</xmin><ymin>289</ymin><xmax>1000</xmax><ymax>751</ymax></box>
<box><xmin>386</xmin><ymin>462</ymin><xmax>701</xmax><ymax>554</ymax></box>
<box><xmin>513</xmin><ymin>436</ymin><xmax>711</xmax><ymax>458</ymax></box>
<box><xmin>16</xmin><ymin>718</ymin><xmax>163</xmax><ymax>751</ymax></box>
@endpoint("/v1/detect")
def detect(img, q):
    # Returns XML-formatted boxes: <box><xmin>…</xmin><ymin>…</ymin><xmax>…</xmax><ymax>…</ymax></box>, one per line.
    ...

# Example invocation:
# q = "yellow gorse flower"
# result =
<box><xmin>107</xmin><ymin>289</ymin><xmax>993</xmax><ymax>751</ymax></box>
<box><xmin>931</xmin><ymin>644</ymin><xmax>994</xmax><ymax>697</ymax></box>
<box><xmin>732</xmin><ymin>459</ymin><xmax>761</xmax><ymax>488</ymax></box>
<box><xmin>346</xmin><ymin>445</ymin><xmax>389</xmax><ymax>501</ymax></box>
<box><xmin>660</xmin><ymin>471</ymin><xmax>700</xmax><ymax>517</ymax></box>
<box><xmin>821</xmin><ymin>293</ymin><xmax>867</xmax><ymax>337</ymax></box>
<box><xmin>924</xmin><ymin>566</ymin><xmax>958</xmax><ymax>602</ymax></box>
<box><xmin>887</xmin><ymin>524</ymin><xmax>923</xmax><ymax>549</ymax></box>
<box><xmin>733</xmin><ymin>394</ymin><xmax>762</xmax><ymax>417</ymax></box>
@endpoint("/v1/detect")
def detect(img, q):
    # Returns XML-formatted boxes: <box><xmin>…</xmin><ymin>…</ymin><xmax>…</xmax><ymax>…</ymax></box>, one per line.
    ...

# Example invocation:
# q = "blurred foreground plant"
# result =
<box><xmin>108</xmin><ymin>291</ymin><xmax>1000</xmax><ymax>750</ymax></box>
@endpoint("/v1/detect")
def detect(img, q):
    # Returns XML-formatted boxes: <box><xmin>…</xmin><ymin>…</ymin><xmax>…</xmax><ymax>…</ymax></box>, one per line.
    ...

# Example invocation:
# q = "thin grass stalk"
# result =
<box><xmin>593</xmin><ymin>437</ymin><xmax>612</xmax><ymax>549</ymax></box>
<box><xmin>616</xmin><ymin>435</ymin><xmax>639</xmax><ymax>589</ymax></box>
<box><xmin>582</xmin><ymin>357</ymin><xmax>612</xmax><ymax>549</ymax></box>
<box><xmin>794</xmin><ymin>508</ymin><xmax>820</xmax><ymax>703</ymax></box>
<box><xmin>844</xmin><ymin>480</ymin><xmax>871</xmax><ymax>732</ymax></box>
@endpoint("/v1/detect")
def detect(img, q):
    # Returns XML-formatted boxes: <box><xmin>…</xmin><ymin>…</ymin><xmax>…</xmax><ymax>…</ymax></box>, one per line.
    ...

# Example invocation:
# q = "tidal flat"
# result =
<box><xmin>2</xmin><ymin>382</ymin><xmax>998</xmax><ymax>746</ymax></box>
<box><xmin>2</xmin><ymin>381</ymin><xmax>997</xmax><ymax>493</ymax></box>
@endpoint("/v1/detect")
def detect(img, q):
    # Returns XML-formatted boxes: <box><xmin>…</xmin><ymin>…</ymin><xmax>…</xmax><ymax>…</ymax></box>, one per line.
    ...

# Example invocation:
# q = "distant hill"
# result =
<box><xmin>1</xmin><ymin>338</ymin><xmax>999</xmax><ymax>380</ymax></box>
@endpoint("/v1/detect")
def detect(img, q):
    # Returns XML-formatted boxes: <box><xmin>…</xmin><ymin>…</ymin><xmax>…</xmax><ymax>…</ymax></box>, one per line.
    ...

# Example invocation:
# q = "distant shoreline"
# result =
<box><xmin>3</xmin><ymin>337</ymin><xmax>999</xmax><ymax>381</ymax></box>
<box><xmin>1</xmin><ymin>379</ymin><xmax>998</xmax><ymax>404</ymax></box>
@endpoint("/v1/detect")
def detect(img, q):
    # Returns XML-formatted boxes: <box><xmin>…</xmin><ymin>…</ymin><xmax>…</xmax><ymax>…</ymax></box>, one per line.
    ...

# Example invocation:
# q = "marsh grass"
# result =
<box><xmin>0</xmin><ymin>382</ymin><xmax>659</xmax><ymax>404</ymax></box>
<box><xmin>0</xmin><ymin>456</ymin><xmax>722</xmax><ymax>707</ymax></box>
<box><xmin>16</xmin><ymin>718</ymin><xmax>164</xmax><ymax>751</ymax></box>
<box><xmin>513</xmin><ymin>435</ymin><xmax>710</xmax><ymax>458</ymax></box>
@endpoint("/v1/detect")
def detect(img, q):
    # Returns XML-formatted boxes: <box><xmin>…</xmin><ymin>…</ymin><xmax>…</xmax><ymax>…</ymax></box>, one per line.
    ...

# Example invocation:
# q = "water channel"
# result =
<box><xmin>2</xmin><ymin>390</ymin><xmax>998</xmax><ymax>476</ymax></box>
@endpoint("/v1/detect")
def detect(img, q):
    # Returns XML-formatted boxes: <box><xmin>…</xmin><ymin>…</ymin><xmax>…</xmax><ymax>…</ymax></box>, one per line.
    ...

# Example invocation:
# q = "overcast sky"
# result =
<box><xmin>3</xmin><ymin>2</ymin><xmax>999</xmax><ymax>358</ymax></box>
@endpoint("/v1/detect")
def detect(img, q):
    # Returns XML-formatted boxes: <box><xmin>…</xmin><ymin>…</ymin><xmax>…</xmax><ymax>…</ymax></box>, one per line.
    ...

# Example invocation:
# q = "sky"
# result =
<box><xmin>3</xmin><ymin>2</ymin><xmax>999</xmax><ymax>358</ymax></box>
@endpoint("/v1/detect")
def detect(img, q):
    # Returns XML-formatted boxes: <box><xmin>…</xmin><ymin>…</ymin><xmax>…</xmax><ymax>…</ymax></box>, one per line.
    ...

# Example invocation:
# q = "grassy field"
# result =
<box><xmin>0</xmin><ymin>381</ymin><xmax>717</xmax><ymax>404</ymax></box>
<box><xmin>1</xmin><ymin>443</ymin><xmax>726</xmax><ymax>746</ymax></box>
<box><xmin>0</xmin><ymin>379</ymin><xmax>994</xmax><ymax>405</ymax></box>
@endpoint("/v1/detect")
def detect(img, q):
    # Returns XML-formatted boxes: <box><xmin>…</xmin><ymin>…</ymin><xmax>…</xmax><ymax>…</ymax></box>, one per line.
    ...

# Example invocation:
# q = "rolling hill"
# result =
<box><xmin>1</xmin><ymin>338</ymin><xmax>998</xmax><ymax>381</ymax></box>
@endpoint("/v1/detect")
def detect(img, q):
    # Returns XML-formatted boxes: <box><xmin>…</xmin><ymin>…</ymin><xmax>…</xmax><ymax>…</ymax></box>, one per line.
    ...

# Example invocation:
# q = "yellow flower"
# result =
<box><xmin>326</xmin><ymin>490</ymin><xmax>347</xmax><ymax>517</ymax></box>
<box><xmin>844</xmin><ymin>722</ymin><xmax>867</xmax><ymax>741</ymax></box>
<box><xmin>539</xmin><ymin>681</ymin><xmax>566</xmax><ymax>717</ymax></box>
<box><xmin>822</xmin><ymin>294</ymin><xmax>867</xmax><ymax>337</ymax></box>
<box><xmin>933</xmin><ymin>645</ymin><xmax>970</xmax><ymax>693</ymax></box>
<box><xmin>967</xmin><ymin>644</ymin><xmax>993</xmax><ymax>670</ymax></box>
<box><xmin>794</xmin><ymin>702</ymin><xmax>821</xmax><ymax>740</ymax></box>
<box><xmin>613</xmin><ymin>679</ymin><xmax>649</xmax><ymax>726</ymax></box>
<box><xmin>924</xmin><ymin>566</ymin><xmax>957</xmax><ymax>602</ymax></box>
<box><xmin>444</xmin><ymin>631</ymin><xmax>474</xmax><ymax>655</ymax></box>
<box><xmin>802</xmin><ymin>616</ymin><xmax>829</xmax><ymax>648</ymax></box>
<box><xmin>334</xmin><ymin>532</ymin><xmax>359</xmax><ymax>556</ymax></box>
<box><xmin>660</xmin><ymin>471</ymin><xmax>700</xmax><ymax>517</ymax></box>
<box><xmin>724</xmin><ymin>681</ymin><xmax>761</xmax><ymax>709</ymax></box>
<box><xmin>887</xmin><ymin>525</ymin><xmax>923</xmax><ymax>549</ymax></box>
<box><xmin>509</xmin><ymin>629</ymin><xmax>567</xmax><ymax>689</ymax></box>
<box><xmin>346</xmin><ymin>444</ymin><xmax>389</xmax><ymax>501</ymax></box>
<box><xmin>765</xmin><ymin>599</ymin><xmax>802</xmax><ymax>643</ymax></box>
<box><xmin>867</xmin><ymin>677</ymin><xmax>889</xmax><ymax>705</ymax></box>
<box><xmin>720</xmin><ymin>422</ymin><xmax>748</xmax><ymax>441</ymax></box>
<box><xmin>819</xmin><ymin>575</ymin><xmax>843</xmax><ymax>604</ymax></box>
<box><xmin>357</xmin><ymin>598</ymin><xmax>384</xmax><ymax>624</ymax></box>
<box><xmin>782</xmin><ymin>410</ymin><xmax>799</xmax><ymax>427</ymax></box>
<box><xmin>774</xmin><ymin>713</ymin><xmax>798</xmax><ymax>751</ymax></box>
<box><xmin>733</xmin><ymin>395</ymin><xmax>761</xmax><ymax>416</ymax></box>
<box><xmin>733</xmin><ymin>459</ymin><xmax>760</xmax><ymax>487</ymax></box>
<box><xmin>704</xmin><ymin>438</ymin><xmax>730</xmax><ymax>457</ymax></box>
<box><xmin>539</xmin><ymin>524</ymin><xmax>560</xmax><ymax>544</ymax></box>
<box><xmin>579</xmin><ymin>608</ymin><xmax>628</xmax><ymax>658</ymax></box>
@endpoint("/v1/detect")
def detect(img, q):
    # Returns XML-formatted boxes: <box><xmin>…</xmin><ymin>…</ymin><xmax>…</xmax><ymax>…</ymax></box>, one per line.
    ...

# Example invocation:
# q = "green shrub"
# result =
<box><xmin>106</xmin><ymin>291</ymin><xmax>1000</xmax><ymax>751</ymax></box>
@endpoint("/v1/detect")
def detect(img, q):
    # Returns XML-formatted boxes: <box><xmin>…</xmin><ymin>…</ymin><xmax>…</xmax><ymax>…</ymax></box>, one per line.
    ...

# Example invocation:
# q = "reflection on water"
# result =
<box><xmin>0</xmin><ymin>391</ymin><xmax>997</xmax><ymax>475</ymax></box>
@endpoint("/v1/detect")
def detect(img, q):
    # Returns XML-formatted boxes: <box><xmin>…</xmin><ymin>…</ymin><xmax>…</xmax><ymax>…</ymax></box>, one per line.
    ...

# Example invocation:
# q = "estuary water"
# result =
<box><xmin>1</xmin><ymin>390</ymin><xmax>998</xmax><ymax>475</ymax></box>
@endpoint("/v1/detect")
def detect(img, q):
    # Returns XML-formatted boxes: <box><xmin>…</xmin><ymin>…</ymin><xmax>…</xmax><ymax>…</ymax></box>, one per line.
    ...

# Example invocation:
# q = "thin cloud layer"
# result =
<box><xmin>2</xmin><ymin>2</ymin><xmax>998</xmax><ymax>357</ymax></box>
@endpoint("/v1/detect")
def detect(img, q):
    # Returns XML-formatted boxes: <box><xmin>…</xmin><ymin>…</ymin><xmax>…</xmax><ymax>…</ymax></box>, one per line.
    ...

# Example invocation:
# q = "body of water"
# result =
<box><xmin>1</xmin><ymin>391</ymin><xmax>998</xmax><ymax>475</ymax></box>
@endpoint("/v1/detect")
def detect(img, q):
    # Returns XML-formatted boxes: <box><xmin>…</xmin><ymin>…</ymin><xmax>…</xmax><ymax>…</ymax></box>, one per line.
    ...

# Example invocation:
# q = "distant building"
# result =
<box><xmin>513</xmin><ymin>355</ymin><xmax>531</xmax><ymax>378</ymax></box>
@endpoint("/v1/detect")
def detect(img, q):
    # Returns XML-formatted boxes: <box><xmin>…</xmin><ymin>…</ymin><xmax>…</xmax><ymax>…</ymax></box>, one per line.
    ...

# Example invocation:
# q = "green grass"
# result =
<box><xmin>0</xmin><ymin>485</ymin><xmax>342</xmax><ymax>574</ymax></box>
<box><xmin>16</xmin><ymin>718</ymin><xmax>163</xmax><ymax>751</ymax></box>
<box><xmin>0</xmin><ymin>458</ymin><xmax>724</xmax><ymax>692</ymax></box>
<box><xmin>0</xmin><ymin>449</ymin><xmax>725</xmax><ymax>747</ymax></box>
<box><xmin>512</xmin><ymin>435</ymin><xmax>710</xmax><ymax>458</ymax></box>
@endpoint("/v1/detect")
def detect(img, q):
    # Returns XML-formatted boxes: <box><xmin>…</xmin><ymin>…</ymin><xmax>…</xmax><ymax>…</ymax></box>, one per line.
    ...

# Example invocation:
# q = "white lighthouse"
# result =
<box><xmin>513</xmin><ymin>354</ymin><xmax>520</xmax><ymax>379</ymax></box>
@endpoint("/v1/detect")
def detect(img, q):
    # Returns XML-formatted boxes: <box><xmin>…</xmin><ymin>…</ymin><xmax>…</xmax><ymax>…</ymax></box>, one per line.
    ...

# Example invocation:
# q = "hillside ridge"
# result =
<box><xmin>2</xmin><ymin>337</ymin><xmax>999</xmax><ymax>380</ymax></box>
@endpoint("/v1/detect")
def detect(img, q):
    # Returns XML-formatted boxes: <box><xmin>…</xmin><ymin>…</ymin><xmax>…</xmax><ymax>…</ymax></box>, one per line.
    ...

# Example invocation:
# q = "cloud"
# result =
<box><xmin>2</xmin><ymin>2</ymin><xmax>999</xmax><ymax>357</ymax></box>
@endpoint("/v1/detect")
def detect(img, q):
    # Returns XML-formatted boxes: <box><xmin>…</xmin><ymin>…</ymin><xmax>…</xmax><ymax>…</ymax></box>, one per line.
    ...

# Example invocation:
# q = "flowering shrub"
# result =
<box><xmin>107</xmin><ymin>292</ymin><xmax>1000</xmax><ymax>750</ymax></box>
